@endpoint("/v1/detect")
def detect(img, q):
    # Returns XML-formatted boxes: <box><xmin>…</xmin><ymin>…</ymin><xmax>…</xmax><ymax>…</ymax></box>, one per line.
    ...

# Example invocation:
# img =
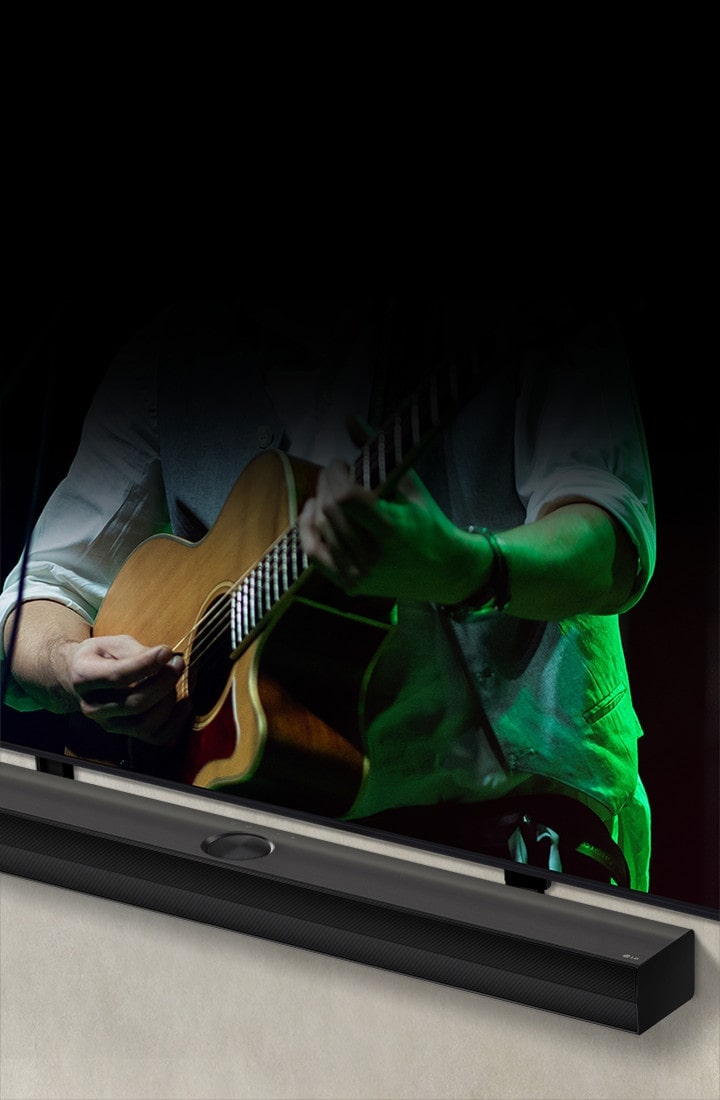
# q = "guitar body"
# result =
<box><xmin>93</xmin><ymin>450</ymin><xmax>393</xmax><ymax>816</ymax></box>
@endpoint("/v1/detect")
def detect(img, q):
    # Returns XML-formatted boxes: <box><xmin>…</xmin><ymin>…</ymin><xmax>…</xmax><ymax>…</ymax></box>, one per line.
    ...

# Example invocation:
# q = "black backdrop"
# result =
<box><xmin>1</xmin><ymin>298</ymin><xmax>717</xmax><ymax>916</ymax></box>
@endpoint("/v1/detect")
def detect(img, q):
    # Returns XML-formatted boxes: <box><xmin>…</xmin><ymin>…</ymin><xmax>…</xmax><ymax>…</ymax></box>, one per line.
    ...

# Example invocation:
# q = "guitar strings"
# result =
<box><xmin>168</xmin><ymin>439</ymin><xmax>390</xmax><ymax>691</ymax></box>
<box><xmin>168</xmin><ymin>521</ymin><xmax>309</xmax><ymax>685</ymax></box>
<box><xmin>169</xmin><ymin>420</ymin><xmax>397</xmax><ymax>678</ymax></box>
<box><xmin>167</xmin><ymin>369</ymin><xmax>466</xmax><ymax>701</ymax></box>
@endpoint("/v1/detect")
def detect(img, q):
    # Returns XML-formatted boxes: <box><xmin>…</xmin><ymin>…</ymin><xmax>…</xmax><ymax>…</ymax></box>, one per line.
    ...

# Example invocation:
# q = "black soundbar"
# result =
<box><xmin>0</xmin><ymin>762</ymin><xmax>694</xmax><ymax>1033</ymax></box>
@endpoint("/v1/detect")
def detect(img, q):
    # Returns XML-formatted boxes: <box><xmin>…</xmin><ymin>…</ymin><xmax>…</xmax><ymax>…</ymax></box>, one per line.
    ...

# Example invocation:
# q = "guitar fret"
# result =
<box><xmin>232</xmin><ymin>583</ymin><xmax>244</xmax><ymax>646</ymax></box>
<box><xmin>291</xmin><ymin>527</ymin><xmax>299</xmax><ymax>582</ymax></box>
<box><xmin>393</xmin><ymin>415</ymin><xmax>403</xmax><ymax>467</ymax></box>
<box><xmin>371</xmin><ymin>445</ymin><xmax>382</xmax><ymax>490</ymax></box>
<box><xmin>255</xmin><ymin>568</ymin><xmax>263</xmax><ymax>623</ymax></box>
<box><xmin>362</xmin><ymin>443</ymin><xmax>371</xmax><ymax>490</ymax></box>
<box><xmin>298</xmin><ymin>527</ymin><xmax>309</xmax><ymax>576</ymax></box>
<box><xmin>241</xmin><ymin>578</ymin><xmax>249</xmax><ymax>637</ymax></box>
<box><xmin>256</xmin><ymin>561</ymin><xmax>264</xmax><ymax>620</ymax></box>
<box><xmin>377</xmin><ymin>430</ymin><xmax>386</xmax><ymax>485</ymax></box>
<box><xmin>272</xmin><ymin>544</ymin><xmax>280</xmax><ymax>603</ymax></box>
<box><xmin>385</xmin><ymin>424</ymin><xmax>398</xmax><ymax>475</ymax></box>
<box><xmin>231</xmin><ymin>591</ymin><xmax>239</xmax><ymax>650</ymax></box>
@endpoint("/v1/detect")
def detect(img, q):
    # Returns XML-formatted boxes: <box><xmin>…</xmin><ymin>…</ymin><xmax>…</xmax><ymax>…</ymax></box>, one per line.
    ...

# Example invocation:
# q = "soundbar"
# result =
<box><xmin>0</xmin><ymin>762</ymin><xmax>694</xmax><ymax>1033</ymax></box>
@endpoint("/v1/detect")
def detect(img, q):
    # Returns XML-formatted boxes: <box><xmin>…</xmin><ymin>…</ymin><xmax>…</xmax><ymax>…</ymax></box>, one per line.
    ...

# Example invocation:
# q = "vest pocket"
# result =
<box><xmin>582</xmin><ymin>682</ymin><xmax>627</xmax><ymax>724</ymax></box>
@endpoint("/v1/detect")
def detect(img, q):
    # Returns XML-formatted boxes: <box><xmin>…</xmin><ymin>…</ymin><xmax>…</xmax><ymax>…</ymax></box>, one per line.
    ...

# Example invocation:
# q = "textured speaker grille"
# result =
<box><xmin>0</xmin><ymin>810</ymin><xmax>639</xmax><ymax>1030</ymax></box>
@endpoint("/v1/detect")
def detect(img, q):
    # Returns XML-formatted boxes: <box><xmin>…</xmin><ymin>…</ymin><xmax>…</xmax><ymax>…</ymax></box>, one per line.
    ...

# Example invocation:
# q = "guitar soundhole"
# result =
<box><xmin>188</xmin><ymin>594</ymin><xmax>234</xmax><ymax>717</ymax></box>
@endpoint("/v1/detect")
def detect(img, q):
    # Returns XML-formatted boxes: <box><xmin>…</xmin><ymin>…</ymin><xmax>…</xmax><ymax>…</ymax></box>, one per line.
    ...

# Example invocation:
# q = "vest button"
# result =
<box><xmin>256</xmin><ymin>425</ymin><xmax>274</xmax><ymax>449</ymax></box>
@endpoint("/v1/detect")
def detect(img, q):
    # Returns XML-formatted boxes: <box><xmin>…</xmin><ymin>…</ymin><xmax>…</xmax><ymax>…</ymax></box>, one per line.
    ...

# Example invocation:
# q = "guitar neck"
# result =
<box><xmin>351</xmin><ymin>360</ymin><xmax>474</xmax><ymax>497</ymax></box>
<box><xmin>230</xmin><ymin>359</ymin><xmax>479</xmax><ymax>652</ymax></box>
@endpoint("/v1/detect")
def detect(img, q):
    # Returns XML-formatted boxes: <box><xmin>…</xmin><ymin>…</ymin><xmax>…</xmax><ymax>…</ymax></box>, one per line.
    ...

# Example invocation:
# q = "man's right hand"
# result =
<box><xmin>4</xmin><ymin>601</ymin><xmax>190</xmax><ymax>747</ymax></box>
<box><xmin>65</xmin><ymin>634</ymin><xmax>190</xmax><ymax>744</ymax></box>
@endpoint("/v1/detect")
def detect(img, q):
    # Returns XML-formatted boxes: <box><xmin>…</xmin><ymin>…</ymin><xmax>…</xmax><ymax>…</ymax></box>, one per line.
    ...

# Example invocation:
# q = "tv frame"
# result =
<box><xmin>1</xmin><ymin>296</ymin><xmax>718</xmax><ymax>931</ymax></box>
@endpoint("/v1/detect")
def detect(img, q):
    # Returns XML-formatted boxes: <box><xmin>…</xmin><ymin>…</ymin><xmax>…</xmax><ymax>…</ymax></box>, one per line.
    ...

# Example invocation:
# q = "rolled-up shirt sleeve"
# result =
<box><xmin>0</xmin><ymin>344</ymin><xmax>170</xmax><ymax>710</ymax></box>
<box><xmin>515</xmin><ymin>319</ymin><xmax>656</xmax><ymax>614</ymax></box>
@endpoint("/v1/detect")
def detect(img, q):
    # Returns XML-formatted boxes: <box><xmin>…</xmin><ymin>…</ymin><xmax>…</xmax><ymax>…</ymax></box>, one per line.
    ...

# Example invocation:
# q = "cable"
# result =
<box><xmin>1</xmin><ymin>304</ymin><xmax>63</xmax><ymax>708</ymax></box>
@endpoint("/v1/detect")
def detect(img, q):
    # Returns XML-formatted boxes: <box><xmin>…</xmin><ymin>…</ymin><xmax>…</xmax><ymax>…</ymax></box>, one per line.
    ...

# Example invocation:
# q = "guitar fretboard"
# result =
<box><xmin>230</xmin><ymin>359</ymin><xmax>474</xmax><ymax>652</ymax></box>
<box><xmin>351</xmin><ymin>362</ymin><xmax>464</xmax><ymax>494</ymax></box>
<box><xmin>231</xmin><ymin>527</ymin><xmax>309</xmax><ymax>650</ymax></box>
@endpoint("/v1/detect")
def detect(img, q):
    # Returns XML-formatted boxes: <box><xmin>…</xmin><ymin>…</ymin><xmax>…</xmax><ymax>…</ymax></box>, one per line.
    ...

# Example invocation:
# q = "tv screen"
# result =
<box><xmin>1</xmin><ymin>297</ymin><xmax>717</xmax><ymax>924</ymax></box>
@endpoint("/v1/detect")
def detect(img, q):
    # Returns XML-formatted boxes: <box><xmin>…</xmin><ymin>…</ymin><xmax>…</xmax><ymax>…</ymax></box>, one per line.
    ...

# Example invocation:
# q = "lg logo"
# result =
<box><xmin>622</xmin><ymin>953</ymin><xmax>640</xmax><ymax>960</ymax></box>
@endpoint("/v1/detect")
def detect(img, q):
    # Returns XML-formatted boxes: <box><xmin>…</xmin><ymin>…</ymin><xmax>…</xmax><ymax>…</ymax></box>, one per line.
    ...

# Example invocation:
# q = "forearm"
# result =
<box><xmin>493</xmin><ymin>502</ymin><xmax>638</xmax><ymax>621</ymax></box>
<box><xmin>3</xmin><ymin>601</ymin><xmax>91</xmax><ymax>713</ymax></box>
<box><xmin>300</xmin><ymin>466</ymin><xmax>639</xmax><ymax>620</ymax></box>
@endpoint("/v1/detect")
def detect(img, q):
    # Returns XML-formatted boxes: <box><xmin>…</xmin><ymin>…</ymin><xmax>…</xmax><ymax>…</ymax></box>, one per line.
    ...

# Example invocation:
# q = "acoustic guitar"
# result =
<box><xmin>92</xmin><ymin>361</ymin><xmax>481</xmax><ymax>816</ymax></box>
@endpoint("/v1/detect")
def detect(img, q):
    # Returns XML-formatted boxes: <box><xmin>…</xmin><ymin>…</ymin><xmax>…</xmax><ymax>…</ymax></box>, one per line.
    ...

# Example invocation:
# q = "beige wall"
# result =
<box><xmin>1</xmin><ymin>750</ymin><xmax>718</xmax><ymax>1100</ymax></box>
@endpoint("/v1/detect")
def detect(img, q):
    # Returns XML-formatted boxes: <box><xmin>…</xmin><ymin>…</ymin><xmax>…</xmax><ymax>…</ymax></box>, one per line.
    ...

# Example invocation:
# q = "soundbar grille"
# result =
<box><xmin>1</xmin><ymin>809</ymin><xmax>638</xmax><ymax>1019</ymax></box>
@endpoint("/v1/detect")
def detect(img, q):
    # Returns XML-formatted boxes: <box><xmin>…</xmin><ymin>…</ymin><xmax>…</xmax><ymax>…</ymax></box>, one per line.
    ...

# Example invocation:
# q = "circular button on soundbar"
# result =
<box><xmin>202</xmin><ymin>832</ymin><xmax>274</xmax><ymax>861</ymax></box>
